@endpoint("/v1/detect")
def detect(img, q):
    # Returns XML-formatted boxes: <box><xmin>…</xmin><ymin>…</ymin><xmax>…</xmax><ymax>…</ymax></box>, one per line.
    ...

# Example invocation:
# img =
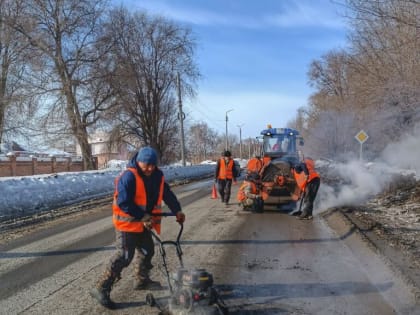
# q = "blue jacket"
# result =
<box><xmin>116</xmin><ymin>152</ymin><xmax>182</xmax><ymax>219</ymax></box>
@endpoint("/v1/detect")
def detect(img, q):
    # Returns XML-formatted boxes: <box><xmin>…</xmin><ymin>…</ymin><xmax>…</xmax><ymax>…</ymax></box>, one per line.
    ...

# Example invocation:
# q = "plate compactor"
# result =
<box><xmin>146</xmin><ymin>217</ymin><xmax>228</xmax><ymax>315</ymax></box>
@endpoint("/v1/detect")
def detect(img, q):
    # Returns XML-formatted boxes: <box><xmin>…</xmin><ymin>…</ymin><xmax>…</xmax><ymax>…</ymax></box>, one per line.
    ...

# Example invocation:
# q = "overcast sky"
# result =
<box><xmin>117</xmin><ymin>0</ymin><xmax>349</xmax><ymax>139</ymax></box>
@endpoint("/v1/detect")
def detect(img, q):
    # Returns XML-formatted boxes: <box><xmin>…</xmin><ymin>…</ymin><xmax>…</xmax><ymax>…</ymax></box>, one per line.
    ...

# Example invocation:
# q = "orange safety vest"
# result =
<box><xmin>293</xmin><ymin>159</ymin><xmax>320</xmax><ymax>192</ymax></box>
<box><xmin>305</xmin><ymin>158</ymin><xmax>320</xmax><ymax>182</ymax></box>
<box><xmin>218</xmin><ymin>158</ymin><xmax>234</xmax><ymax>180</ymax></box>
<box><xmin>237</xmin><ymin>181</ymin><xmax>258</xmax><ymax>202</ymax></box>
<box><xmin>262</xmin><ymin>156</ymin><xmax>271</xmax><ymax>167</ymax></box>
<box><xmin>247</xmin><ymin>157</ymin><xmax>263</xmax><ymax>174</ymax></box>
<box><xmin>293</xmin><ymin>169</ymin><xmax>307</xmax><ymax>192</ymax></box>
<box><xmin>112</xmin><ymin>168</ymin><xmax>164</xmax><ymax>234</ymax></box>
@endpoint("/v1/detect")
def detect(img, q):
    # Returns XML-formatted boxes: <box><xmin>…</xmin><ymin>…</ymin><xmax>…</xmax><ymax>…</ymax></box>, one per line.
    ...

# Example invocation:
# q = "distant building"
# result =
<box><xmin>76</xmin><ymin>131</ymin><xmax>130</xmax><ymax>169</ymax></box>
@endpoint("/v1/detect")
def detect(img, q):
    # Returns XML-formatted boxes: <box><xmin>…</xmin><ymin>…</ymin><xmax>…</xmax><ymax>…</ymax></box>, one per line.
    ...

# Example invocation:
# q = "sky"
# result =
<box><xmin>117</xmin><ymin>0</ymin><xmax>350</xmax><ymax>139</ymax></box>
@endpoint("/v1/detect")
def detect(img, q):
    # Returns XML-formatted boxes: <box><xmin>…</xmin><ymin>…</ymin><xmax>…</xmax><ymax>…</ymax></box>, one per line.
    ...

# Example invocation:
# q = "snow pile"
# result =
<box><xmin>0</xmin><ymin>165</ymin><xmax>215</xmax><ymax>221</ymax></box>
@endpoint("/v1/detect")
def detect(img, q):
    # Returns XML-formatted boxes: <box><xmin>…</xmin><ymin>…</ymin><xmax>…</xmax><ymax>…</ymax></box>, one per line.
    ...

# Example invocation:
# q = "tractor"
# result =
<box><xmin>251</xmin><ymin>125</ymin><xmax>306</xmax><ymax>211</ymax></box>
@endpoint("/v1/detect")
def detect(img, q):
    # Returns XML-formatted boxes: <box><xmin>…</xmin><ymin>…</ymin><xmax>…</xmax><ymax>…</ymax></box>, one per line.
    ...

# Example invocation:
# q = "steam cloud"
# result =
<box><xmin>315</xmin><ymin>126</ymin><xmax>420</xmax><ymax>212</ymax></box>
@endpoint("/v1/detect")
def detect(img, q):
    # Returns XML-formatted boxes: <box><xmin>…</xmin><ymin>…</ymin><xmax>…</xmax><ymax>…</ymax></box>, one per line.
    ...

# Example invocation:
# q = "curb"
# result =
<box><xmin>321</xmin><ymin>207</ymin><xmax>420</xmax><ymax>302</ymax></box>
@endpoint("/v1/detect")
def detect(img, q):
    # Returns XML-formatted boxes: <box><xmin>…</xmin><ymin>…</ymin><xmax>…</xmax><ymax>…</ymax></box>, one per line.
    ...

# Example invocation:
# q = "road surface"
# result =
<box><xmin>0</xmin><ymin>179</ymin><xmax>418</xmax><ymax>314</ymax></box>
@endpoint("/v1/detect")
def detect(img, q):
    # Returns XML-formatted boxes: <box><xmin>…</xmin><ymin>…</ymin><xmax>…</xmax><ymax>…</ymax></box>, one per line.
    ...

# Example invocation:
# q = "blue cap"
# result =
<box><xmin>136</xmin><ymin>146</ymin><xmax>158</xmax><ymax>165</ymax></box>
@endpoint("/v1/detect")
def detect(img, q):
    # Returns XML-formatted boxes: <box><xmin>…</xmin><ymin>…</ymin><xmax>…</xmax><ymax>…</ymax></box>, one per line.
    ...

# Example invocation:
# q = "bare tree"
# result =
<box><xmin>0</xmin><ymin>0</ymin><xmax>33</xmax><ymax>149</ymax></box>
<box><xmin>301</xmin><ymin>0</ymin><xmax>419</xmax><ymax>159</ymax></box>
<box><xmin>102</xmin><ymin>8</ymin><xmax>200</xmax><ymax>161</ymax></box>
<box><xmin>302</xmin><ymin>109</ymin><xmax>358</xmax><ymax>161</ymax></box>
<box><xmin>9</xmin><ymin>0</ymin><xmax>110</xmax><ymax>169</ymax></box>
<box><xmin>345</xmin><ymin>0</ymin><xmax>420</xmax><ymax>28</ymax></box>
<box><xmin>187</xmin><ymin>122</ymin><xmax>219</xmax><ymax>163</ymax></box>
<box><xmin>308</xmin><ymin>50</ymin><xmax>351</xmax><ymax>109</ymax></box>
<box><xmin>346</xmin><ymin>0</ymin><xmax>420</xmax><ymax>154</ymax></box>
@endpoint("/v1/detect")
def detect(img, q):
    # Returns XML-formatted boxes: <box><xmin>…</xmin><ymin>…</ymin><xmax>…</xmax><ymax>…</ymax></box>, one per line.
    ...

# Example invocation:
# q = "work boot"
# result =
<box><xmin>297</xmin><ymin>212</ymin><xmax>313</xmax><ymax>220</ymax></box>
<box><xmin>90</xmin><ymin>269</ymin><xmax>118</xmax><ymax>309</ymax></box>
<box><xmin>134</xmin><ymin>277</ymin><xmax>162</xmax><ymax>290</ymax></box>
<box><xmin>298</xmin><ymin>215</ymin><xmax>313</xmax><ymax>220</ymax></box>
<box><xmin>89</xmin><ymin>287</ymin><xmax>116</xmax><ymax>309</ymax></box>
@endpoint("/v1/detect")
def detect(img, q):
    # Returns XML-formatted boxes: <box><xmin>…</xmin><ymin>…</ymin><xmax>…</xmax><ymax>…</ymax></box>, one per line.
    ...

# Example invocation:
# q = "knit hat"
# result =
<box><xmin>136</xmin><ymin>146</ymin><xmax>158</xmax><ymax>165</ymax></box>
<box><xmin>223</xmin><ymin>150</ymin><xmax>231</xmax><ymax>157</ymax></box>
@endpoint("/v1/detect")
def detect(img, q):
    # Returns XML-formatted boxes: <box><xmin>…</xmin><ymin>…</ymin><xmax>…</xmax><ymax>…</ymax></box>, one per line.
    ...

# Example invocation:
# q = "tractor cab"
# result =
<box><xmin>260</xmin><ymin>125</ymin><xmax>303</xmax><ymax>164</ymax></box>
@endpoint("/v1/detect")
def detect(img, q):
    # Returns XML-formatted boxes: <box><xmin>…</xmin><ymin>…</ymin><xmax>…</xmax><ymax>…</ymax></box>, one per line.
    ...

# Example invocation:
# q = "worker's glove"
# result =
<box><xmin>176</xmin><ymin>211</ymin><xmax>185</xmax><ymax>224</ymax></box>
<box><xmin>214</xmin><ymin>178</ymin><xmax>218</xmax><ymax>183</ymax></box>
<box><xmin>141</xmin><ymin>213</ymin><xmax>153</xmax><ymax>230</ymax></box>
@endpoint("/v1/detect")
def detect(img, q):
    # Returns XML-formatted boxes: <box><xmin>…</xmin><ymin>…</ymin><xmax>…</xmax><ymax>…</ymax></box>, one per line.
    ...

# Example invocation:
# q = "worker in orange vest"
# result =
<box><xmin>214</xmin><ymin>150</ymin><xmax>239</xmax><ymax>206</ymax></box>
<box><xmin>246</xmin><ymin>155</ymin><xmax>263</xmax><ymax>175</ymax></box>
<box><xmin>90</xmin><ymin>146</ymin><xmax>185</xmax><ymax>309</ymax></box>
<box><xmin>293</xmin><ymin>157</ymin><xmax>320</xmax><ymax>220</ymax></box>
<box><xmin>237</xmin><ymin>171</ymin><xmax>263</xmax><ymax>212</ymax></box>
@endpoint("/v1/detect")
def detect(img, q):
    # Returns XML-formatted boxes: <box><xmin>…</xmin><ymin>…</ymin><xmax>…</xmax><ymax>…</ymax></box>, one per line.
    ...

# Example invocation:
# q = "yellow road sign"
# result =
<box><xmin>355</xmin><ymin>130</ymin><xmax>369</xmax><ymax>144</ymax></box>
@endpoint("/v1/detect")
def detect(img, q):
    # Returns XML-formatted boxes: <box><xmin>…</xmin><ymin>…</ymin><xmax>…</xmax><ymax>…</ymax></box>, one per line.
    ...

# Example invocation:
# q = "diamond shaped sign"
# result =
<box><xmin>355</xmin><ymin>130</ymin><xmax>369</xmax><ymax>144</ymax></box>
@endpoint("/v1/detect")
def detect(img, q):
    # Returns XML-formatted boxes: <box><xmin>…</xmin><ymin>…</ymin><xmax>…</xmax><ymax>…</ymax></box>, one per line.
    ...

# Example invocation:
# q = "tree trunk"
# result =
<box><xmin>0</xmin><ymin>101</ymin><xmax>4</xmax><ymax>150</ymax></box>
<box><xmin>62</xmin><ymin>83</ymin><xmax>95</xmax><ymax>170</ymax></box>
<box><xmin>66</xmin><ymin>108</ymin><xmax>95</xmax><ymax>170</ymax></box>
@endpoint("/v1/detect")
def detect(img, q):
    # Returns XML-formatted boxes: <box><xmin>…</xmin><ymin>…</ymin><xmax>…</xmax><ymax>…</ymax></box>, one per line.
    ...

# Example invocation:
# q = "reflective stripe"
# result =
<box><xmin>113</xmin><ymin>214</ymin><xmax>142</xmax><ymax>222</ymax></box>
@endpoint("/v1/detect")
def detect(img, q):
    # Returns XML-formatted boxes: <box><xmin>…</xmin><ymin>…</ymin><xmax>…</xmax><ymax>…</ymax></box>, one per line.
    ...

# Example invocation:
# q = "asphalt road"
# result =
<box><xmin>0</xmin><ymin>180</ymin><xmax>418</xmax><ymax>315</ymax></box>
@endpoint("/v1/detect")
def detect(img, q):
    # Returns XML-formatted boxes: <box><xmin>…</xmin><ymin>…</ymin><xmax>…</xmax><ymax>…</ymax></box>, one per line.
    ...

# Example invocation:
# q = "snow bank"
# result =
<box><xmin>0</xmin><ymin>165</ymin><xmax>215</xmax><ymax>221</ymax></box>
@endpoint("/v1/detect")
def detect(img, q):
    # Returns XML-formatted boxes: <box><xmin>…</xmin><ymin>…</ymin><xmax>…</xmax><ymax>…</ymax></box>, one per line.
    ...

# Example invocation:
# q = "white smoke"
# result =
<box><xmin>381</xmin><ymin>132</ymin><xmax>420</xmax><ymax>176</ymax></box>
<box><xmin>315</xmin><ymin>127</ymin><xmax>419</xmax><ymax>212</ymax></box>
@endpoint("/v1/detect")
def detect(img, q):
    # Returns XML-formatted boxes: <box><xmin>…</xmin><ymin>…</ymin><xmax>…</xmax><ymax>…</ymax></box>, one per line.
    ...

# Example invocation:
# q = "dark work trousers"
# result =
<box><xmin>106</xmin><ymin>229</ymin><xmax>155</xmax><ymax>282</ymax></box>
<box><xmin>302</xmin><ymin>177</ymin><xmax>320</xmax><ymax>216</ymax></box>
<box><xmin>218</xmin><ymin>179</ymin><xmax>233</xmax><ymax>203</ymax></box>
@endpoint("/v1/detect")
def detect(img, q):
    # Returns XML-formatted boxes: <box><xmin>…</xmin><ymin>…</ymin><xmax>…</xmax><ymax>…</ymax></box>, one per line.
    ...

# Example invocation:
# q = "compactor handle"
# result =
<box><xmin>150</xmin><ymin>212</ymin><xmax>183</xmax><ymax>246</ymax></box>
<box><xmin>149</xmin><ymin>213</ymin><xmax>184</xmax><ymax>271</ymax></box>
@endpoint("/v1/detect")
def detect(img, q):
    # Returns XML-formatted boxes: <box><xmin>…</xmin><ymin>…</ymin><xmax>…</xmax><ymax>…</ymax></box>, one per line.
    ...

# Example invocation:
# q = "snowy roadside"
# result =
<box><xmin>0</xmin><ymin>165</ymin><xmax>215</xmax><ymax>221</ymax></box>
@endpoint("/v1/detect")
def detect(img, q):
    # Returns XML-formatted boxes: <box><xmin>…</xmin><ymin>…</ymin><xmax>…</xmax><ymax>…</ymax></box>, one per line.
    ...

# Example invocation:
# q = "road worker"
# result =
<box><xmin>237</xmin><ymin>172</ymin><xmax>263</xmax><ymax>212</ymax></box>
<box><xmin>293</xmin><ymin>157</ymin><xmax>320</xmax><ymax>220</ymax></box>
<box><xmin>246</xmin><ymin>155</ymin><xmax>263</xmax><ymax>175</ymax></box>
<box><xmin>90</xmin><ymin>146</ymin><xmax>185</xmax><ymax>309</ymax></box>
<box><xmin>214</xmin><ymin>150</ymin><xmax>239</xmax><ymax>206</ymax></box>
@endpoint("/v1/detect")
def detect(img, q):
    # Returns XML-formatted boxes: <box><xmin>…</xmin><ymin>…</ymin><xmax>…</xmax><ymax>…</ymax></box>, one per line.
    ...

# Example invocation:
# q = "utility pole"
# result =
<box><xmin>237</xmin><ymin>124</ymin><xmax>244</xmax><ymax>159</ymax></box>
<box><xmin>225</xmin><ymin>109</ymin><xmax>234</xmax><ymax>150</ymax></box>
<box><xmin>177</xmin><ymin>72</ymin><xmax>186</xmax><ymax>166</ymax></box>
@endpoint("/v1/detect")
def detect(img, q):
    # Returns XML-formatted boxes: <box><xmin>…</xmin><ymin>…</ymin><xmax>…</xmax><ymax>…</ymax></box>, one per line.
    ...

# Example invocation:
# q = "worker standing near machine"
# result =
<box><xmin>90</xmin><ymin>146</ymin><xmax>185</xmax><ymax>309</ymax></box>
<box><xmin>215</xmin><ymin>150</ymin><xmax>239</xmax><ymax>206</ymax></box>
<box><xmin>293</xmin><ymin>157</ymin><xmax>320</xmax><ymax>220</ymax></box>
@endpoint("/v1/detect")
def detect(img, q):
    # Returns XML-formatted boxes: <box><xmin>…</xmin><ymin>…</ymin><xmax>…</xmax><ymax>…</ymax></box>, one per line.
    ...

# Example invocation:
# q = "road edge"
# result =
<box><xmin>320</xmin><ymin>208</ymin><xmax>420</xmax><ymax>302</ymax></box>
